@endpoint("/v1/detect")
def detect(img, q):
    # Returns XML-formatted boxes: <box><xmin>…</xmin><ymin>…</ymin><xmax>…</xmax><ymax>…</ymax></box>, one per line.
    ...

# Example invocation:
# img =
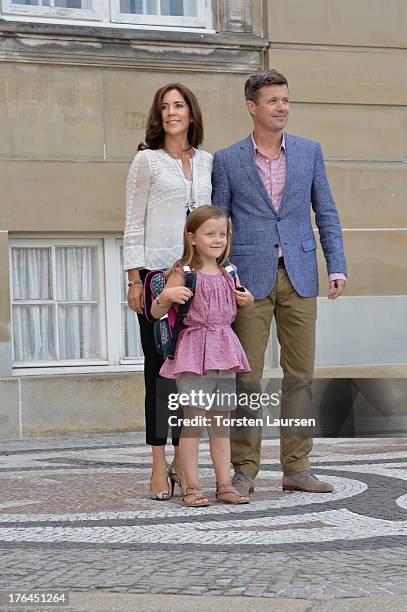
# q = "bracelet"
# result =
<box><xmin>128</xmin><ymin>279</ymin><xmax>143</xmax><ymax>287</ymax></box>
<box><xmin>156</xmin><ymin>299</ymin><xmax>170</xmax><ymax>309</ymax></box>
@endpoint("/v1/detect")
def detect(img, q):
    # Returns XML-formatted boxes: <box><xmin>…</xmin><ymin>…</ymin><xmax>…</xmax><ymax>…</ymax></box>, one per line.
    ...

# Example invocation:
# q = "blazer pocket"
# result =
<box><xmin>302</xmin><ymin>237</ymin><xmax>317</xmax><ymax>252</ymax></box>
<box><xmin>232</xmin><ymin>244</ymin><xmax>255</xmax><ymax>255</ymax></box>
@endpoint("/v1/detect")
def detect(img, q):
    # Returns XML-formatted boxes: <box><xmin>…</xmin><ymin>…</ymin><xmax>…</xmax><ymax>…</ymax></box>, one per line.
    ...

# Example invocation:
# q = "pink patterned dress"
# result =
<box><xmin>159</xmin><ymin>267</ymin><xmax>251</xmax><ymax>379</ymax></box>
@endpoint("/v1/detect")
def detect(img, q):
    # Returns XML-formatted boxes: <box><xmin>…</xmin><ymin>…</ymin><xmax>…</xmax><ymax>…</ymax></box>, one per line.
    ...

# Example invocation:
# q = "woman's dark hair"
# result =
<box><xmin>138</xmin><ymin>83</ymin><xmax>204</xmax><ymax>151</ymax></box>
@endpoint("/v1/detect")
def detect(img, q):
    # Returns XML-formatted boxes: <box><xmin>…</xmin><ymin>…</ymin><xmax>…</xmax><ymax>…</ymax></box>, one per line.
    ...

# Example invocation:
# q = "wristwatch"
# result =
<box><xmin>128</xmin><ymin>279</ymin><xmax>143</xmax><ymax>287</ymax></box>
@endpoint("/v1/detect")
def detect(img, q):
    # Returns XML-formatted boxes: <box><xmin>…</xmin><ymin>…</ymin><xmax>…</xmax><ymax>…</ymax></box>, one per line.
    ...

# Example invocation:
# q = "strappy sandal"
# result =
<box><xmin>216</xmin><ymin>482</ymin><xmax>250</xmax><ymax>504</ymax></box>
<box><xmin>182</xmin><ymin>485</ymin><xmax>210</xmax><ymax>508</ymax></box>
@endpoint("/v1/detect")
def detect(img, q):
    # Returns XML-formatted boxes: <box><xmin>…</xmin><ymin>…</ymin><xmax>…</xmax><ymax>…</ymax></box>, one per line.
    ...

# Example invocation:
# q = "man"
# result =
<box><xmin>212</xmin><ymin>69</ymin><xmax>347</xmax><ymax>495</ymax></box>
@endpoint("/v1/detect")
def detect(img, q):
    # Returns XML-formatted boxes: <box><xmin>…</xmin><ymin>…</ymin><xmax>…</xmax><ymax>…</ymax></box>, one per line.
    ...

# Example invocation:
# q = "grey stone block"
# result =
<box><xmin>20</xmin><ymin>373</ymin><xmax>145</xmax><ymax>436</ymax></box>
<box><xmin>0</xmin><ymin>378</ymin><xmax>20</xmax><ymax>438</ymax></box>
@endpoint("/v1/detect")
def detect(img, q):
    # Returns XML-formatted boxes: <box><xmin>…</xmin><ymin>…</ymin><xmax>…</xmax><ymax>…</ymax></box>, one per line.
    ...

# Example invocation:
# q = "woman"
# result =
<box><xmin>123</xmin><ymin>83</ymin><xmax>213</xmax><ymax>500</ymax></box>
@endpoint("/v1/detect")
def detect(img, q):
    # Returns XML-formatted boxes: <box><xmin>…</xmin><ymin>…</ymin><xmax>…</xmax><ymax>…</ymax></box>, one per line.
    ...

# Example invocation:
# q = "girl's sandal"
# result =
<box><xmin>216</xmin><ymin>482</ymin><xmax>250</xmax><ymax>504</ymax></box>
<box><xmin>182</xmin><ymin>485</ymin><xmax>210</xmax><ymax>508</ymax></box>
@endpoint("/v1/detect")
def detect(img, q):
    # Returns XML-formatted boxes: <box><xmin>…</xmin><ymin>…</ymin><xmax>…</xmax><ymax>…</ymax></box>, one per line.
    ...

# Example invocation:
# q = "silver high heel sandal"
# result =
<box><xmin>168</xmin><ymin>462</ymin><xmax>184</xmax><ymax>496</ymax></box>
<box><xmin>149</xmin><ymin>473</ymin><xmax>171</xmax><ymax>501</ymax></box>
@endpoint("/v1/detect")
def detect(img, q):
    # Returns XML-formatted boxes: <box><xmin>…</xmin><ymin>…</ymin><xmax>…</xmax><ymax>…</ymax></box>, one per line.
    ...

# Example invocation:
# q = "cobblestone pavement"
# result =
<box><xmin>0</xmin><ymin>432</ymin><xmax>406</xmax><ymax>609</ymax></box>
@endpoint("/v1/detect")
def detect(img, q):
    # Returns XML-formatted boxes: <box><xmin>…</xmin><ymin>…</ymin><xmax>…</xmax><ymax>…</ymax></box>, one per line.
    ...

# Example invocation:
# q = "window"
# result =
<box><xmin>112</xmin><ymin>0</ymin><xmax>207</xmax><ymax>27</ymax></box>
<box><xmin>2</xmin><ymin>0</ymin><xmax>102</xmax><ymax>21</ymax></box>
<box><xmin>10</xmin><ymin>237</ymin><xmax>143</xmax><ymax>372</ymax></box>
<box><xmin>1</xmin><ymin>0</ymin><xmax>210</xmax><ymax>28</ymax></box>
<box><xmin>119</xmin><ymin>244</ymin><xmax>143</xmax><ymax>360</ymax></box>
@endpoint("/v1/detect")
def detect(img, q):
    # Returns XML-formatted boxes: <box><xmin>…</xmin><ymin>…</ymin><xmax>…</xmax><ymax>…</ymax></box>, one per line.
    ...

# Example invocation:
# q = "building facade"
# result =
<box><xmin>0</xmin><ymin>0</ymin><xmax>406</xmax><ymax>436</ymax></box>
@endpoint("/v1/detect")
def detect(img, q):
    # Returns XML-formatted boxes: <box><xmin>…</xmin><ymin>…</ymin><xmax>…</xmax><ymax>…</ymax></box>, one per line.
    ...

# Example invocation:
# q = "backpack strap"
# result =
<box><xmin>176</xmin><ymin>264</ymin><xmax>196</xmax><ymax>317</ymax></box>
<box><xmin>165</xmin><ymin>264</ymin><xmax>196</xmax><ymax>358</ymax></box>
<box><xmin>222</xmin><ymin>259</ymin><xmax>237</xmax><ymax>287</ymax></box>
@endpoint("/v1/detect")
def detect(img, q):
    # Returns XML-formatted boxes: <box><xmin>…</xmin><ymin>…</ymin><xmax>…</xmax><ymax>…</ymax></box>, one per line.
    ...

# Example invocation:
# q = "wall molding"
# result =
<box><xmin>0</xmin><ymin>20</ymin><xmax>268</xmax><ymax>71</ymax></box>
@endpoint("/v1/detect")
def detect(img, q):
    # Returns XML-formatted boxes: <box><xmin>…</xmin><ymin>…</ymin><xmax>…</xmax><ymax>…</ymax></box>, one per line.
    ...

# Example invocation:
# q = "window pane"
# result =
<box><xmin>54</xmin><ymin>0</ymin><xmax>91</xmax><ymax>8</ymax></box>
<box><xmin>121</xmin><ymin>247</ymin><xmax>129</xmax><ymax>301</ymax></box>
<box><xmin>12</xmin><ymin>248</ymin><xmax>52</xmax><ymax>301</ymax></box>
<box><xmin>119</xmin><ymin>244</ymin><xmax>143</xmax><ymax>358</ymax></box>
<box><xmin>161</xmin><ymin>0</ymin><xmax>196</xmax><ymax>16</ymax></box>
<box><xmin>58</xmin><ymin>305</ymin><xmax>100</xmax><ymax>359</ymax></box>
<box><xmin>119</xmin><ymin>0</ymin><xmax>162</xmax><ymax>15</ymax></box>
<box><xmin>56</xmin><ymin>247</ymin><xmax>98</xmax><ymax>302</ymax></box>
<box><xmin>146</xmin><ymin>0</ymin><xmax>156</xmax><ymax>13</ymax></box>
<box><xmin>118</xmin><ymin>0</ymin><xmax>199</xmax><ymax>17</ymax></box>
<box><xmin>11</xmin><ymin>0</ymin><xmax>39</xmax><ymax>5</ymax></box>
<box><xmin>122</xmin><ymin>305</ymin><xmax>143</xmax><ymax>358</ymax></box>
<box><xmin>13</xmin><ymin>305</ymin><xmax>56</xmax><ymax>361</ymax></box>
<box><xmin>161</xmin><ymin>0</ymin><xmax>182</xmax><ymax>16</ymax></box>
<box><xmin>119</xmin><ymin>0</ymin><xmax>142</xmax><ymax>14</ymax></box>
<box><xmin>122</xmin><ymin>270</ymin><xmax>128</xmax><ymax>302</ymax></box>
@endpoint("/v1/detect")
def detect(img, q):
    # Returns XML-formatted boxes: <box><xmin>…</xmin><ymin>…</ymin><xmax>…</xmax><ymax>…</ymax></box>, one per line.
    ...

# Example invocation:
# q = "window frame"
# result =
<box><xmin>9</xmin><ymin>235</ymin><xmax>144</xmax><ymax>375</ymax></box>
<box><xmin>111</xmin><ymin>0</ymin><xmax>208</xmax><ymax>28</ymax></box>
<box><xmin>105</xmin><ymin>236</ymin><xmax>144</xmax><ymax>366</ymax></box>
<box><xmin>1</xmin><ymin>0</ymin><xmax>102</xmax><ymax>21</ymax></box>
<box><xmin>0</xmin><ymin>0</ymin><xmax>211</xmax><ymax>28</ymax></box>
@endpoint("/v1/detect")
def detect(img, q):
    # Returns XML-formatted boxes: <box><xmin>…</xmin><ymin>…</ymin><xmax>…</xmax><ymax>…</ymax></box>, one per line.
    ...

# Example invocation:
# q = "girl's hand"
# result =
<box><xmin>161</xmin><ymin>286</ymin><xmax>193</xmax><ymax>305</ymax></box>
<box><xmin>234</xmin><ymin>287</ymin><xmax>254</xmax><ymax>309</ymax></box>
<box><xmin>127</xmin><ymin>283</ymin><xmax>144</xmax><ymax>314</ymax></box>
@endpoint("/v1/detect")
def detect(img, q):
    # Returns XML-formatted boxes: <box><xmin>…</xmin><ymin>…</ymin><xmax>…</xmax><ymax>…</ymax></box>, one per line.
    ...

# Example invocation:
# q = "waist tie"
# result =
<box><xmin>183</xmin><ymin>323</ymin><xmax>229</xmax><ymax>332</ymax></box>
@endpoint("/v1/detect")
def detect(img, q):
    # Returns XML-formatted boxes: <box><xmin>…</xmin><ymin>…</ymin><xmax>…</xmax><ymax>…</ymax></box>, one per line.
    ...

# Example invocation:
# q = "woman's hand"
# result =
<box><xmin>234</xmin><ymin>287</ymin><xmax>254</xmax><ymax>309</ymax></box>
<box><xmin>161</xmin><ymin>286</ymin><xmax>193</xmax><ymax>305</ymax></box>
<box><xmin>127</xmin><ymin>283</ymin><xmax>144</xmax><ymax>314</ymax></box>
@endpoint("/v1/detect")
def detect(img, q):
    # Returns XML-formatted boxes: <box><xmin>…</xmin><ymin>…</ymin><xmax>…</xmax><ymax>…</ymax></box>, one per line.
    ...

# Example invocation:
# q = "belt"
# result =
<box><xmin>278</xmin><ymin>256</ymin><xmax>285</xmax><ymax>269</ymax></box>
<box><xmin>183</xmin><ymin>323</ymin><xmax>228</xmax><ymax>333</ymax></box>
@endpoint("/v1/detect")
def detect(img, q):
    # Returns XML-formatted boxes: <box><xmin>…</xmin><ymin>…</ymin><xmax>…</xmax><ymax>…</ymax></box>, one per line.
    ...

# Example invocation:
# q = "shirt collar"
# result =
<box><xmin>252</xmin><ymin>132</ymin><xmax>286</xmax><ymax>157</ymax></box>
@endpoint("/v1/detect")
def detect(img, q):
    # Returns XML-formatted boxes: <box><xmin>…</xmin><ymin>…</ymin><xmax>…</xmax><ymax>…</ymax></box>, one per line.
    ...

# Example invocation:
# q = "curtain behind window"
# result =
<box><xmin>12</xmin><ymin>246</ymin><xmax>101</xmax><ymax>362</ymax></box>
<box><xmin>12</xmin><ymin>248</ymin><xmax>55</xmax><ymax>361</ymax></box>
<box><xmin>120</xmin><ymin>246</ymin><xmax>143</xmax><ymax>359</ymax></box>
<box><xmin>56</xmin><ymin>247</ymin><xmax>100</xmax><ymax>360</ymax></box>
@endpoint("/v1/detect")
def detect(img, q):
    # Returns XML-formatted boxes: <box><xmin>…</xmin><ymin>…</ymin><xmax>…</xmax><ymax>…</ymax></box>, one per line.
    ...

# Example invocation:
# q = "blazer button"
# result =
<box><xmin>276</xmin><ymin>216</ymin><xmax>281</xmax><ymax>222</ymax></box>
<box><xmin>274</xmin><ymin>244</ymin><xmax>279</xmax><ymax>248</ymax></box>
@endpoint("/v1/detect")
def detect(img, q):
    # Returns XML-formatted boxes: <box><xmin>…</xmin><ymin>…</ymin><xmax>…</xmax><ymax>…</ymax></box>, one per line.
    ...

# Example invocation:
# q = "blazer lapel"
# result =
<box><xmin>238</xmin><ymin>136</ymin><xmax>276</xmax><ymax>214</ymax></box>
<box><xmin>278</xmin><ymin>133</ymin><xmax>297</xmax><ymax>213</ymax></box>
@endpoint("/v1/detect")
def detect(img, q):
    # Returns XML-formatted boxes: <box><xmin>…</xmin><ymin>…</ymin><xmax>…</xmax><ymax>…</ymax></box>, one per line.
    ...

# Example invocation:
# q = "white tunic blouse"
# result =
<box><xmin>123</xmin><ymin>148</ymin><xmax>213</xmax><ymax>270</ymax></box>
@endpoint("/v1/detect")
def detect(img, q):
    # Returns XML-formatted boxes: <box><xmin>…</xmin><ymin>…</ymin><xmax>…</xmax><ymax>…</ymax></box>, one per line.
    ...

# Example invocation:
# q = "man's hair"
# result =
<box><xmin>245</xmin><ymin>69</ymin><xmax>288</xmax><ymax>104</ymax></box>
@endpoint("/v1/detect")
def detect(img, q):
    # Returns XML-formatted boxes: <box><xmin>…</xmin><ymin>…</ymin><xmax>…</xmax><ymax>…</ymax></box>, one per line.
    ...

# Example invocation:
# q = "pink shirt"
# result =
<box><xmin>252</xmin><ymin>133</ymin><xmax>346</xmax><ymax>284</ymax></box>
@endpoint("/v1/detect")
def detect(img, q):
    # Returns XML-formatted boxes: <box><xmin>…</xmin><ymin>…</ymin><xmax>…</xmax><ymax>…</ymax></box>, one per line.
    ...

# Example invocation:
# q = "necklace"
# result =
<box><xmin>164</xmin><ymin>147</ymin><xmax>197</xmax><ymax>216</ymax></box>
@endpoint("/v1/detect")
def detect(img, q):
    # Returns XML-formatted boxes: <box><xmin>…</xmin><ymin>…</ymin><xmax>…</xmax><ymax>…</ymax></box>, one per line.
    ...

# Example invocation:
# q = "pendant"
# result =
<box><xmin>185</xmin><ymin>200</ymin><xmax>196</xmax><ymax>216</ymax></box>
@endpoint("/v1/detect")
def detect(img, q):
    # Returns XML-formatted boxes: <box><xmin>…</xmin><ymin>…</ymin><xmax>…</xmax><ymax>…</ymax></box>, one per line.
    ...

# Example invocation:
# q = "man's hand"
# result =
<box><xmin>328</xmin><ymin>279</ymin><xmax>346</xmax><ymax>300</ymax></box>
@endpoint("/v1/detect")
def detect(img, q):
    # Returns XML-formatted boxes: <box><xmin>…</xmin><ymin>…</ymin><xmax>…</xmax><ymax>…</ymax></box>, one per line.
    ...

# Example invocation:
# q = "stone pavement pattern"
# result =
<box><xmin>0</xmin><ymin>432</ymin><xmax>406</xmax><ymax>609</ymax></box>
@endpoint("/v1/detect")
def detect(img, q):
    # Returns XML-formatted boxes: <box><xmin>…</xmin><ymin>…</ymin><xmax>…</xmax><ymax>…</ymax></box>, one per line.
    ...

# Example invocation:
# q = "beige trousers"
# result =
<box><xmin>232</xmin><ymin>268</ymin><xmax>317</xmax><ymax>477</ymax></box>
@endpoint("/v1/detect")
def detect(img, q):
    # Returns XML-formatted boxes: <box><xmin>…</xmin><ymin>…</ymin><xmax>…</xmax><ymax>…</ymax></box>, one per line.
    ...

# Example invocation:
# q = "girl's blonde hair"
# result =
<box><xmin>176</xmin><ymin>205</ymin><xmax>232</xmax><ymax>271</ymax></box>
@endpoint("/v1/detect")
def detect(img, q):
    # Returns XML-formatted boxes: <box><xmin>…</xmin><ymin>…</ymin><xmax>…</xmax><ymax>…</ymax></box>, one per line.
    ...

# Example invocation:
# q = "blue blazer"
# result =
<box><xmin>212</xmin><ymin>134</ymin><xmax>347</xmax><ymax>299</ymax></box>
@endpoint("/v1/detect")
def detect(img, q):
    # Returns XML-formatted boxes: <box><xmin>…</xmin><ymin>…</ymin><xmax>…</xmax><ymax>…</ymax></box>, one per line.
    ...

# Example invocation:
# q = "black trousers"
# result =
<box><xmin>137</xmin><ymin>269</ymin><xmax>181</xmax><ymax>446</ymax></box>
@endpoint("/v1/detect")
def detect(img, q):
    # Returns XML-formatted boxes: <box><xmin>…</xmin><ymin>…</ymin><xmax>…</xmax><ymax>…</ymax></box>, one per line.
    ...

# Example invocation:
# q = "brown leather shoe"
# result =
<box><xmin>282</xmin><ymin>470</ymin><xmax>334</xmax><ymax>493</ymax></box>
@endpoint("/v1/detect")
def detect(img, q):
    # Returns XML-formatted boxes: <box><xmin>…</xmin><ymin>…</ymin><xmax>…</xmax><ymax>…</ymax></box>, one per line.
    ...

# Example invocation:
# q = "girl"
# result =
<box><xmin>151</xmin><ymin>206</ymin><xmax>254</xmax><ymax>507</ymax></box>
<box><xmin>124</xmin><ymin>83</ymin><xmax>212</xmax><ymax>500</ymax></box>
